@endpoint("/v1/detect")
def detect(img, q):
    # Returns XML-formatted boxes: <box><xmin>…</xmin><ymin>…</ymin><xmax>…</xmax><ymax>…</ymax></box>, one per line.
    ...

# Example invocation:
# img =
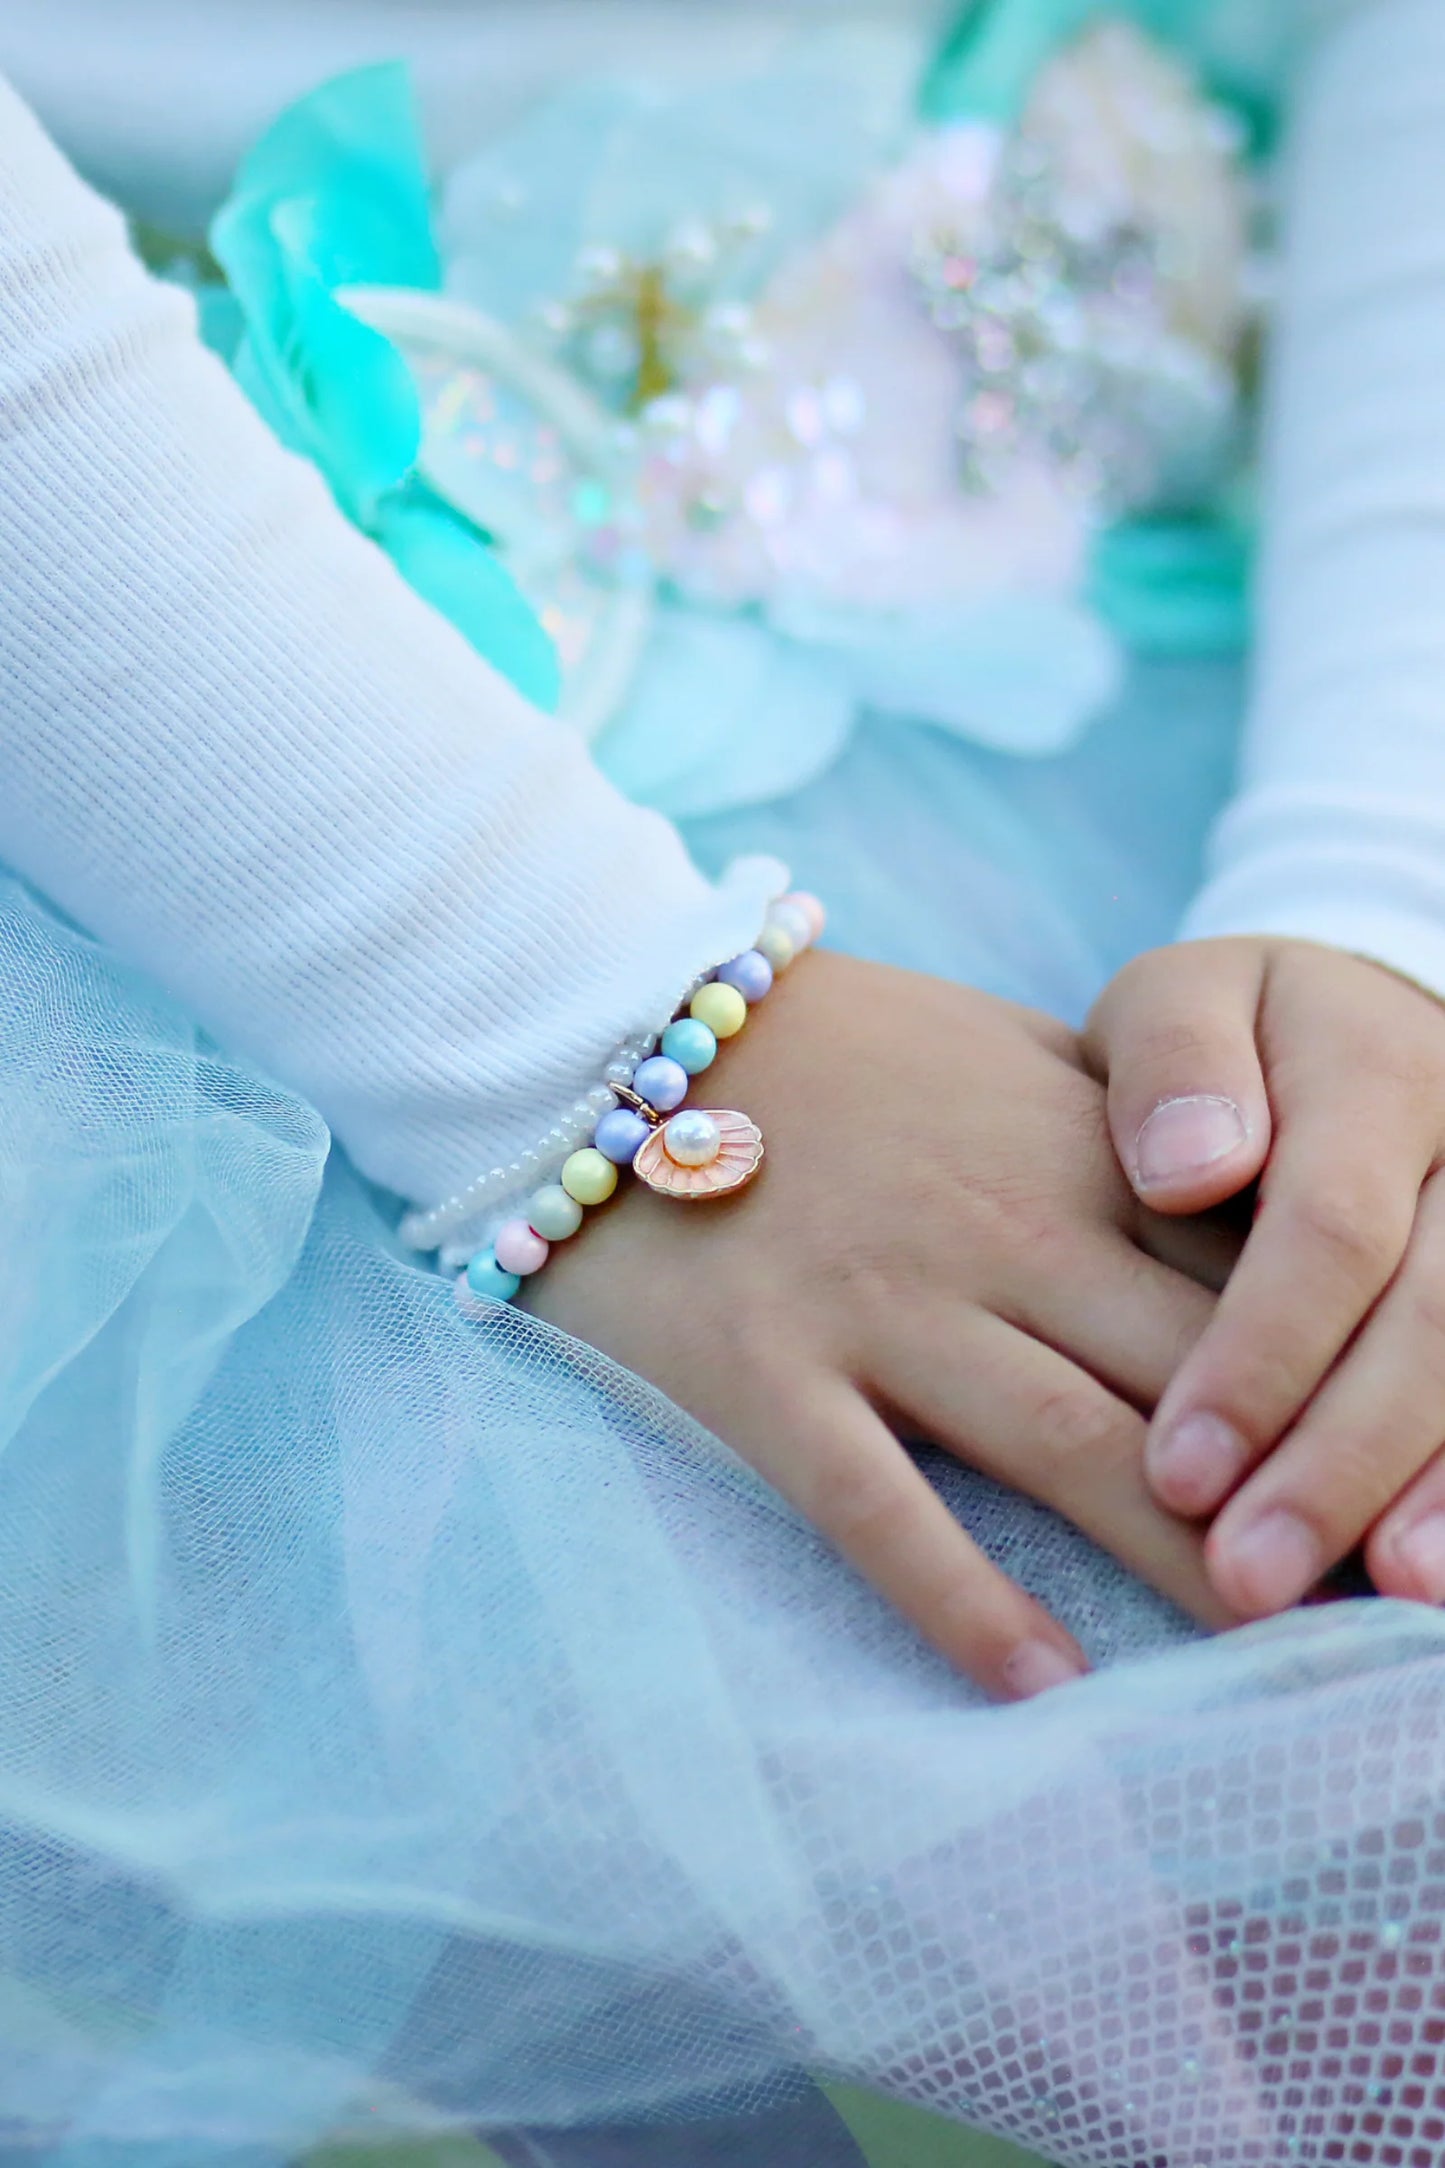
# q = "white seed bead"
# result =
<box><xmin>604</xmin><ymin>1060</ymin><xmax>635</xmax><ymax>1089</ymax></box>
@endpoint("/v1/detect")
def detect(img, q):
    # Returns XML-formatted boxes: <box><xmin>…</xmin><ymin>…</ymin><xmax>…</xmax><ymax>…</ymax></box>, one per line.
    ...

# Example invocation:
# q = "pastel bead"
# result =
<box><xmin>783</xmin><ymin>890</ymin><xmax>826</xmax><ymax>942</ymax></box>
<box><xmin>690</xmin><ymin>981</ymin><xmax>747</xmax><ymax>1040</ymax></box>
<box><xmin>494</xmin><ymin>1219</ymin><xmax>550</xmax><ymax>1277</ymax></box>
<box><xmin>716</xmin><ymin>949</ymin><xmax>773</xmax><ymax>1004</ymax></box>
<box><xmin>594</xmin><ymin>1108</ymin><xmax>653</xmax><ymax>1165</ymax></box>
<box><xmin>561</xmin><ymin>1148</ymin><xmax>619</xmax><ymax>1206</ymax></box>
<box><xmin>633</xmin><ymin>1054</ymin><xmax>690</xmax><ymax>1112</ymax></box>
<box><xmin>528</xmin><ymin>1184</ymin><xmax>584</xmax><ymax>1241</ymax></box>
<box><xmin>661</xmin><ymin>1018</ymin><xmax>718</xmax><ymax>1075</ymax></box>
<box><xmin>766</xmin><ymin>901</ymin><xmax>813</xmax><ymax>955</ymax></box>
<box><xmin>465</xmin><ymin>1248</ymin><xmax>522</xmax><ymax>1303</ymax></box>
<box><xmin>755</xmin><ymin>921</ymin><xmax>796</xmax><ymax>972</ymax></box>
<box><xmin>663</xmin><ymin>1109</ymin><xmax>722</xmax><ymax>1168</ymax></box>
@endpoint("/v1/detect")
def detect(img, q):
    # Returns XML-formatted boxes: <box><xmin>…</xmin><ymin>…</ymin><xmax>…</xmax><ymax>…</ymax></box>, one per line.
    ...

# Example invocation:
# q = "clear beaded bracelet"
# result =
<box><xmin>451</xmin><ymin>890</ymin><xmax>824</xmax><ymax>1311</ymax></box>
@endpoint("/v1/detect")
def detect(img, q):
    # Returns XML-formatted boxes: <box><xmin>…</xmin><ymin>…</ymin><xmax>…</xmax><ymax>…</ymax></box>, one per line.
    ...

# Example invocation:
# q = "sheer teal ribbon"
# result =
<box><xmin>210</xmin><ymin>64</ymin><xmax>561</xmax><ymax>711</ymax></box>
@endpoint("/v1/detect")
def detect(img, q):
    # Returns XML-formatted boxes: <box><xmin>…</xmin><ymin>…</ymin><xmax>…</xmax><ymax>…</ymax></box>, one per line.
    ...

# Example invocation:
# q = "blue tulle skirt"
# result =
<box><xmin>10</xmin><ymin>655</ymin><xmax>1445</xmax><ymax>2168</ymax></box>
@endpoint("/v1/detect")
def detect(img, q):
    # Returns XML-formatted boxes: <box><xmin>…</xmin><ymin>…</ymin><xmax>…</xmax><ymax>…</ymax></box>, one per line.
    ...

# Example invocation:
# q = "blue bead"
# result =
<box><xmin>465</xmin><ymin>1249</ymin><xmax>522</xmax><ymax>1303</ymax></box>
<box><xmin>633</xmin><ymin>1054</ymin><xmax>690</xmax><ymax>1113</ymax></box>
<box><xmin>661</xmin><ymin>1018</ymin><xmax>718</xmax><ymax>1076</ymax></box>
<box><xmin>715</xmin><ymin>949</ymin><xmax>774</xmax><ymax>1004</ymax></box>
<box><xmin>594</xmin><ymin>1108</ymin><xmax>652</xmax><ymax>1165</ymax></box>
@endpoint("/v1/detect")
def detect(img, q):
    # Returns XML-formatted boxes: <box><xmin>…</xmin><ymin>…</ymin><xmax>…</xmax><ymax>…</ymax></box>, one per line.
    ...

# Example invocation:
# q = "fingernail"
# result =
<box><xmin>1389</xmin><ymin>1512</ymin><xmax>1445</xmax><ymax>1604</ymax></box>
<box><xmin>1003</xmin><ymin>1641</ymin><xmax>1086</xmax><ymax>1700</ymax></box>
<box><xmin>1134</xmin><ymin>1095</ymin><xmax>1247</xmax><ymax>1190</ymax></box>
<box><xmin>1219</xmin><ymin>1509</ymin><xmax>1323</xmax><ymax>1615</ymax></box>
<box><xmin>1148</xmin><ymin>1411</ymin><xmax>1250</xmax><ymax>1513</ymax></box>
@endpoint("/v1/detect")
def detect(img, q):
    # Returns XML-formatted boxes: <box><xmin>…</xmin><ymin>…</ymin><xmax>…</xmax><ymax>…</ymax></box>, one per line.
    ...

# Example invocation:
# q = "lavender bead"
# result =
<box><xmin>715</xmin><ymin>948</ymin><xmax>774</xmax><ymax>1004</ymax></box>
<box><xmin>594</xmin><ymin>1107</ymin><xmax>653</xmax><ymax>1165</ymax></box>
<box><xmin>632</xmin><ymin>1054</ymin><xmax>690</xmax><ymax>1112</ymax></box>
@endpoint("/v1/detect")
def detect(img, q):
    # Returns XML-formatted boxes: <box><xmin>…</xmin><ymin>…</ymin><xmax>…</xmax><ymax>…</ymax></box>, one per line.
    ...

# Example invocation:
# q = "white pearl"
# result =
<box><xmin>664</xmin><ymin>1110</ymin><xmax>722</xmax><ymax>1168</ymax></box>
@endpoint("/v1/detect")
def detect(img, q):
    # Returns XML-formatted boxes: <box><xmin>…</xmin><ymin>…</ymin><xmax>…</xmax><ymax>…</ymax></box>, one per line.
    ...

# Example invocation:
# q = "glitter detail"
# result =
<box><xmin>910</xmin><ymin>22</ymin><xmax>1247</xmax><ymax>509</ymax></box>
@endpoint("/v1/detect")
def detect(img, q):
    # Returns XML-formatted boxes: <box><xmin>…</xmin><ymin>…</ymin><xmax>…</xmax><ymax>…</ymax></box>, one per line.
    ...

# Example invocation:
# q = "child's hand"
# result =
<box><xmin>1087</xmin><ymin>936</ymin><xmax>1445</xmax><ymax>1619</ymax></box>
<box><xmin>524</xmin><ymin>952</ymin><xmax>1238</xmax><ymax>1701</ymax></box>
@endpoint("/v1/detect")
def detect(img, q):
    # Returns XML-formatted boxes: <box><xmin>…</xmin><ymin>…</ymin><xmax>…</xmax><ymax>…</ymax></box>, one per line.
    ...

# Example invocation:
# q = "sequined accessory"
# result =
<box><xmin>232</xmin><ymin>23</ymin><xmax>1256</xmax><ymax>805</ymax></box>
<box><xmin>909</xmin><ymin>24</ymin><xmax>1249</xmax><ymax>508</ymax></box>
<box><xmin>532</xmin><ymin>209</ymin><xmax>774</xmax><ymax>413</ymax></box>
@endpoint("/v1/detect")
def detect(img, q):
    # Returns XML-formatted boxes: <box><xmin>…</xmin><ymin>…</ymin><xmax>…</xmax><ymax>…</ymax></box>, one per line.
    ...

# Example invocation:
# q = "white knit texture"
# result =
<box><xmin>0</xmin><ymin>76</ymin><xmax>777</xmax><ymax>1210</ymax></box>
<box><xmin>1184</xmin><ymin>0</ymin><xmax>1445</xmax><ymax>991</ymax></box>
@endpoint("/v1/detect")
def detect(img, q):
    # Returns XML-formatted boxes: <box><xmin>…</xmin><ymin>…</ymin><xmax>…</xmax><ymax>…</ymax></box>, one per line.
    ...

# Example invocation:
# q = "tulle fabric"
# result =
<box><xmin>8</xmin><ymin>657</ymin><xmax>1445</xmax><ymax>2167</ymax></box>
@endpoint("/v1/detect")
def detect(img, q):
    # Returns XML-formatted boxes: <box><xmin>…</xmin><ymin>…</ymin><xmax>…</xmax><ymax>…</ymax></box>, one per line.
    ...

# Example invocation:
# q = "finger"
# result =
<box><xmin>1209</xmin><ymin>1166</ymin><xmax>1445</xmax><ymax>1616</ymax></box>
<box><xmin>871</xmin><ymin>1301</ymin><xmax>1233</xmax><ymax>1630</ymax></box>
<box><xmin>1145</xmin><ymin>1105</ymin><xmax>1426</xmax><ymax>1523</ymax></box>
<box><xmin>1132</xmin><ymin>1203</ymin><xmax>1244</xmax><ymax>1295</ymax></box>
<box><xmin>1370</xmin><ymin>1446</ymin><xmax>1445</xmax><ymax>1605</ymax></box>
<box><xmin>1084</xmin><ymin>940</ymin><xmax>1271</xmax><ymax>1215</ymax></box>
<box><xmin>1008</xmin><ymin>1228</ymin><xmax>1217</xmax><ymax>1411</ymax></box>
<box><xmin>742</xmin><ymin>1368</ymin><xmax>1089</xmax><ymax>1699</ymax></box>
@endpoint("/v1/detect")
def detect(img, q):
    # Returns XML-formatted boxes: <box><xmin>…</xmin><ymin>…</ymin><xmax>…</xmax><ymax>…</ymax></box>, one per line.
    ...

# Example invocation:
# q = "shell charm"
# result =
<box><xmin>633</xmin><ymin>1107</ymin><xmax>764</xmax><ymax>1201</ymax></box>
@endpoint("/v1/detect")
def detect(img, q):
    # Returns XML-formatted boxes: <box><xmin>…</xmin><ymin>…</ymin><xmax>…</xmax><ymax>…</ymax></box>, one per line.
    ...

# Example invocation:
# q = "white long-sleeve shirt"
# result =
<box><xmin>1182</xmin><ymin>0</ymin><xmax>1445</xmax><ymax>994</ymax></box>
<box><xmin>0</xmin><ymin>72</ymin><xmax>779</xmax><ymax>1211</ymax></box>
<box><xmin>0</xmin><ymin>0</ymin><xmax>1441</xmax><ymax>1216</ymax></box>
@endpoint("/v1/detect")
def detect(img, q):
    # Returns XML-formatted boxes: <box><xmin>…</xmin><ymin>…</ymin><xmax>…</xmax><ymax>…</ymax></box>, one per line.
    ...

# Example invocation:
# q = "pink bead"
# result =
<box><xmin>494</xmin><ymin>1218</ymin><xmax>550</xmax><ymax>1277</ymax></box>
<box><xmin>783</xmin><ymin>890</ymin><xmax>826</xmax><ymax>942</ymax></box>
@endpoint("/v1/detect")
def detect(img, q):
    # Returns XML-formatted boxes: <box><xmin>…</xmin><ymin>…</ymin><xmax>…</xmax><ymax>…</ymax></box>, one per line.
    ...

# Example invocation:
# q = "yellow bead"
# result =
<box><xmin>560</xmin><ymin>1148</ymin><xmax>619</xmax><ymax>1206</ymax></box>
<box><xmin>690</xmin><ymin>981</ymin><xmax>748</xmax><ymax>1040</ymax></box>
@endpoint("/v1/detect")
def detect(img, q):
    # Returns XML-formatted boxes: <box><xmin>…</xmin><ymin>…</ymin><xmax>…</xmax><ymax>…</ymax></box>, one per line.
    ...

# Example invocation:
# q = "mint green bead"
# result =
<box><xmin>661</xmin><ymin>1018</ymin><xmax>718</xmax><ymax>1075</ymax></box>
<box><xmin>528</xmin><ymin>1184</ymin><xmax>584</xmax><ymax>1241</ymax></box>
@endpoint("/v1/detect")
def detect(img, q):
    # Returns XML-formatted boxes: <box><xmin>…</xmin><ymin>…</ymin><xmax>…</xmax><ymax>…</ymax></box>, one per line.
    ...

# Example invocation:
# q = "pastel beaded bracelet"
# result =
<box><xmin>455</xmin><ymin>890</ymin><xmax>824</xmax><ymax>1311</ymax></box>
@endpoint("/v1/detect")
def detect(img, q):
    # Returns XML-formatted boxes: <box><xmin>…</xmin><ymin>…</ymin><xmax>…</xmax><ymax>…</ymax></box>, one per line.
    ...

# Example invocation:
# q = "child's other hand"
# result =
<box><xmin>1087</xmin><ymin>936</ymin><xmax>1445</xmax><ymax>1618</ymax></box>
<box><xmin>525</xmin><ymin>952</ymin><xmax>1237</xmax><ymax>1703</ymax></box>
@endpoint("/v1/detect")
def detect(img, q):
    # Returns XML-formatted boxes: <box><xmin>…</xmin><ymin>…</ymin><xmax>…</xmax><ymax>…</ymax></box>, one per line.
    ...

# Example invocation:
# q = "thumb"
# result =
<box><xmin>1085</xmin><ymin>940</ymin><xmax>1273</xmax><ymax>1216</ymax></box>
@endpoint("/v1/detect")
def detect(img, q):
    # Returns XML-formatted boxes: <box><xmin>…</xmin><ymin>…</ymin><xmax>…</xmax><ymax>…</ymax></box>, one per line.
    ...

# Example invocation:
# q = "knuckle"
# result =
<box><xmin>1294</xmin><ymin>1185</ymin><xmax>1399</xmax><ymax>1285</ymax></box>
<box><xmin>1134</xmin><ymin>1014</ymin><xmax>1230</xmax><ymax>1075</ymax></box>
<box><xmin>1407</xmin><ymin>1273</ymin><xmax>1445</xmax><ymax>1356</ymax></box>
<box><xmin>1032</xmin><ymin>1384</ymin><xmax>1131</xmax><ymax>1473</ymax></box>
<box><xmin>1283</xmin><ymin>1438</ymin><xmax>1395</xmax><ymax>1543</ymax></box>
<box><xmin>822</xmin><ymin>1456</ymin><xmax>909</xmax><ymax>1552</ymax></box>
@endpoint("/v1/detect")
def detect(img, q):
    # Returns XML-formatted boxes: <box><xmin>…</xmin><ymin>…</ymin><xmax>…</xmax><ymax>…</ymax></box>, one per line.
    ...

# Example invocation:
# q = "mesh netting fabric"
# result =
<box><xmin>6</xmin><ymin>680</ymin><xmax>1445</xmax><ymax>2168</ymax></box>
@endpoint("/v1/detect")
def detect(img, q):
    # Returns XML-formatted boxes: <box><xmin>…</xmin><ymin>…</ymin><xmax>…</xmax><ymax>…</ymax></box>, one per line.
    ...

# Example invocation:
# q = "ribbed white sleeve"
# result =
<box><xmin>1183</xmin><ymin>0</ymin><xmax>1445</xmax><ymax>993</ymax></box>
<box><xmin>0</xmin><ymin>75</ymin><xmax>778</xmax><ymax>1214</ymax></box>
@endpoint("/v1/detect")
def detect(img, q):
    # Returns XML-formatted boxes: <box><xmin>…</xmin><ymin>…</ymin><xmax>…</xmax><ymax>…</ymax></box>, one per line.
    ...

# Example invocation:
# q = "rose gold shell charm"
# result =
<box><xmin>633</xmin><ymin>1109</ymin><xmax>764</xmax><ymax>1201</ymax></box>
